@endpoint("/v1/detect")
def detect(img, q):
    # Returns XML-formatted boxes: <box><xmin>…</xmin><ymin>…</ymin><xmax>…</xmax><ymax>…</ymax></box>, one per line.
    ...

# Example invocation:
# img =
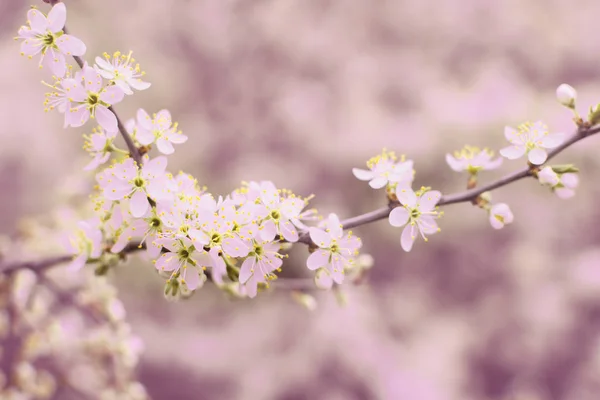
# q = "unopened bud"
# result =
<box><xmin>551</xmin><ymin>164</ymin><xmax>579</xmax><ymax>174</ymax></box>
<box><xmin>538</xmin><ymin>166</ymin><xmax>560</xmax><ymax>186</ymax></box>
<box><xmin>356</xmin><ymin>254</ymin><xmax>374</xmax><ymax>270</ymax></box>
<box><xmin>291</xmin><ymin>292</ymin><xmax>317</xmax><ymax>311</ymax></box>
<box><xmin>556</xmin><ymin>84</ymin><xmax>577</xmax><ymax>109</ymax></box>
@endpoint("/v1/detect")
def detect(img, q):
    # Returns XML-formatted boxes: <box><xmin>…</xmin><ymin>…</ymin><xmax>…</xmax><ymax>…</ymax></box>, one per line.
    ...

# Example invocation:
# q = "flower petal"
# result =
<box><xmin>527</xmin><ymin>148</ymin><xmax>547</xmax><ymax>165</ymax></box>
<box><xmin>129</xmin><ymin>190</ymin><xmax>149</xmax><ymax>218</ymax></box>
<box><xmin>389</xmin><ymin>207</ymin><xmax>409</xmax><ymax>227</ymax></box>
<box><xmin>309</xmin><ymin>227</ymin><xmax>332</xmax><ymax>248</ymax></box>
<box><xmin>47</xmin><ymin>3</ymin><xmax>66</xmax><ymax>32</ymax></box>
<box><xmin>400</xmin><ymin>224</ymin><xmax>416</xmax><ymax>252</ymax></box>
<box><xmin>352</xmin><ymin>168</ymin><xmax>374</xmax><ymax>181</ymax></box>
<box><xmin>499</xmin><ymin>145</ymin><xmax>526</xmax><ymax>160</ymax></box>
<box><xmin>541</xmin><ymin>133</ymin><xmax>565</xmax><ymax>149</ymax></box>
<box><xmin>307</xmin><ymin>250</ymin><xmax>330</xmax><ymax>270</ymax></box>
<box><xmin>56</xmin><ymin>34</ymin><xmax>86</xmax><ymax>56</ymax></box>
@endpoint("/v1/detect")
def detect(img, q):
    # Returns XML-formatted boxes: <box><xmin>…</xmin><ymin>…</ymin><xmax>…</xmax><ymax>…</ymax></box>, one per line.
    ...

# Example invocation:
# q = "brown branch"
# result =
<box><xmin>297</xmin><ymin>124</ymin><xmax>600</xmax><ymax>243</ymax></box>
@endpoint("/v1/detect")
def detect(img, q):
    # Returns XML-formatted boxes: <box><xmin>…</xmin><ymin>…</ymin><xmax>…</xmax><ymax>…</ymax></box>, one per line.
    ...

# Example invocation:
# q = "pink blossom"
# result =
<box><xmin>83</xmin><ymin>126</ymin><xmax>117</xmax><ymax>171</ymax></box>
<box><xmin>67</xmin><ymin>65</ymin><xmax>125</xmax><ymax>132</ymax></box>
<box><xmin>500</xmin><ymin>121</ymin><xmax>565</xmax><ymax>165</ymax></box>
<box><xmin>307</xmin><ymin>214</ymin><xmax>362</xmax><ymax>284</ymax></box>
<box><xmin>389</xmin><ymin>187</ymin><xmax>442</xmax><ymax>252</ymax></box>
<box><xmin>99</xmin><ymin>156</ymin><xmax>172</xmax><ymax>218</ymax></box>
<box><xmin>135</xmin><ymin>109</ymin><xmax>188</xmax><ymax>155</ymax></box>
<box><xmin>249</xmin><ymin>181</ymin><xmax>299</xmax><ymax>242</ymax></box>
<box><xmin>446</xmin><ymin>146</ymin><xmax>502</xmax><ymax>173</ymax></box>
<box><xmin>94</xmin><ymin>51</ymin><xmax>151</xmax><ymax>95</ymax></box>
<box><xmin>239</xmin><ymin>241</ymin><xmax>283</xmax><ymax>298</ymax></box>
<box><xmin>155</xmin><ymin>237</ymin><xmax>205</xmax><ymax>292</ymax></box>
<box><xmin>17</xmin><ymin>4</ymin><xmax>86</xmax><ymax>77</ymax></box>
<box><xmin>353</xmin><ymin>150</ymin><xmax>414</xmax><ymax>189</ymax></box>
<box><xmin>62</xmin><ymin>219</ymin><xmax>103</xmax><ymax>271</ymax></box>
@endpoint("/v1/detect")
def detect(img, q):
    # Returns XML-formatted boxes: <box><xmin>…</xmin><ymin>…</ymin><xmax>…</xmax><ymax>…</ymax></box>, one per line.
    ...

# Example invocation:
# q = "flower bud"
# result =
<box><xmin>551</xmin><ymin>164</ymin><xmax>579</xmax><ymax>174</ymax></box>
<box><xmin>356</xmin><ymin>254</ymin><xmax>374</xmax><ymax>270</ymax></box>
<box><xmin>538</xmin><ymin>166</ymin><xmax>560</xmax><ymax>186</ymax></box>
<box><xmin>489</xmin><ymin>203</ymin><xmax>514</xmax><ymax>230</ymax></box>
<box><xmin>291</xmin><ymin>292</ymin><xmax>317</xmax><ymax>311</ymax></box>
<box><xmin>556</xmin><ymin>84</ymin><xmax>576</xmax><ymax>108</ymax></box>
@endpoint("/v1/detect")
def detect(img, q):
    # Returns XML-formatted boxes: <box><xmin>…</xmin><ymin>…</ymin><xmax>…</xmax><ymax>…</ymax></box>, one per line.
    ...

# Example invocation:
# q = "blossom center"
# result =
<box><xmin>133</xmin><ymin>177</ymin><xmax>146</xmax><ymax>188</ymax></box>
<box><xmin>410</xmin><ymin>208</ymin><xmax>420</xmax><ymax>219</ymax></box>
<box><xmin>210</xmin><ymin>232</ymin><xmax>222</xmax><ymax>246</ymax></box>
<box><xmin>42</xmin><ymin>32</ymin><xmax>55</xmax><ymax>47</ymax></box>
<box><xmin>87</xmin><ymin>92</ymin><xmax>100</xmax><ymax>106</ymax></box>
<box><xmin>150</xmin><ymin>217</ymin><xmax>161</xmax><ymax>228</ymax></box>
<box><xmin>270</xmin><ymin>210</ymin><xmax>281</xmax><ymax>220</ymax></box>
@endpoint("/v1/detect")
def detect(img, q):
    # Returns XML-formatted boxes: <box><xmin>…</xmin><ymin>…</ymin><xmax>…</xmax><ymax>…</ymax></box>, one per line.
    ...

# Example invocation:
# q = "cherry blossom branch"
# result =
<box><xmin>297</xmin><ymin>124</ymin><xmax>600</xmax><ymax>243</ymax></box>
<box><xmin>4</xmin><ymin>125</ymin><xmax>599</xmax><ymax>274</ymax></box>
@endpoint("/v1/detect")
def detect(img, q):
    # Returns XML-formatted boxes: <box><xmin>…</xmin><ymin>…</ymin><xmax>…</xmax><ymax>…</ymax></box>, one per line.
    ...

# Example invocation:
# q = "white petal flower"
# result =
<box><xmin>499</xmin><ymin>122</ymin><xmax>565</xmax><ymax>165</ymax></box>
<box><xmin>489</xmin><ymin>203</ymin><xmax>514</xmax><ymax>229</ymax></box>
<box><xmin>389</xmin><ymin>187</ymin><xmax>442</xmax><ymax>252</ymax></box>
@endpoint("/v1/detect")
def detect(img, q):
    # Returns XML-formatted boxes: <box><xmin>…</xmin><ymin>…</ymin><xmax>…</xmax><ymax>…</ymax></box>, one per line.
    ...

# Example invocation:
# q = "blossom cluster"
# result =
<box><xmin>16</xmin><ymin>3</ymin><xmax>366</xmax><ymax>299</ymax></box>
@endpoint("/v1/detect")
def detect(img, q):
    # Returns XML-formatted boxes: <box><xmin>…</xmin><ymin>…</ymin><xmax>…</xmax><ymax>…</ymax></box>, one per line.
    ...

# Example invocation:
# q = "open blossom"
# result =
<box><xmin>239</xmin><ymin>241</ymin><xmax>284</xmax><ymax>298</ymax></box>
<box><xmin>352</xmin><ymin>149</ymin><xmax>414</xmax><ymax>189</ymax></box>
<box><xmin>155</xmin><ymin>237</ymin><xmax>206</xmax><ymax>293</ymax></box>
<box><xmin>446</xmin><ymin>145</ymin><xmax>502</xmax><ymax>173</ymax></box>
<box><xmin>62</xmin><ymin>219</ymin><xmax>103</xmax><ymax>271</ymax></box>
<box><xmin>42</xmin><ymin>68</ymin><xmax>81</xmax><ymax>126</ymax></box>
<box><xmin>500</xmin><ymin>121</ymin><xmax>565</xmax><ymax>165</ymax></box>
<box><xmin>307</xmin><ymin>213</ymin><xmax>362</xmax><ymax>285</ymax></box>
<box><xmin>83</xmin><ymin>126</ymin><xmax>117</xmax><ymax>171</ymax></box>
<box><xmin>95</xmin><ymin>51</ymin><xmax>151</xmax><ymax>95</ymax></box>
<box><xmin>135</xmin><ymin>109</ymin><xmax>188</xmax><ymax>155</ymax></box>
<box><xmin>248</xmin><ymin>181</ymin><xmax>300</xmax><ymax>242</ymax></box>
<box><xmin>389</xmin><ymin>187</ymin><xmax>442</xmax><ymax>252</ymax></box>
<box><xmin>489</xmin><ymin>203</ymin><xmax>514</xmax><ymax>229</ymax></box>
<box><xmin>98</xmin><ymin>156</ymin><xmax>173</xmax><ymax>218</ymax></box>
<box><xmin>17</xmin><ymin>3</ymin><xmax>86</xmax><ymax>77</ymax></box>
<box><xmin>67</xmin><ymin>65</ymin><xmax>125</xmax><ymax>132</ymax></box>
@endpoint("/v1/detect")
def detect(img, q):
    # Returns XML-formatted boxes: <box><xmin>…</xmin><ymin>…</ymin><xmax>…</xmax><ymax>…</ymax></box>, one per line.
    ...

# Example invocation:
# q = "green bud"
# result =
<box><xmin>551</xmin><ymin>164</ymin><xmax>579</xmax><ymax>174</ymax></box>
<box><xmin>589</xmin><ymin>104</ymin><xmax>600</xmax><ymax>126</ymax></box>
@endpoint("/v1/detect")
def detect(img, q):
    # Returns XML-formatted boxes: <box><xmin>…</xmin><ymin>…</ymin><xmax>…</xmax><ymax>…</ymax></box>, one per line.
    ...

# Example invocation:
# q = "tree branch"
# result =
<box><xmin>3</xmin><ymin>121</ymin><xmax>598</xmax><ymax>276</ymax></box>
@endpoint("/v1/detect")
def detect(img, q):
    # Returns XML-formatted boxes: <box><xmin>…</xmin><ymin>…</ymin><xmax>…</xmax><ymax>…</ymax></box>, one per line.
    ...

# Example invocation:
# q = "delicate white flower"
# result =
<box><xmin>135</xmin><ymin>109</ymin><xmax>188</xmax><ymax>155</ymax></box>
<box><xmin>94</xmin><ymin>51</ymin><xmax>151</xmax><ymax>95</ymax></box>
<box><xmin>489</xmin><ymin>203</ymin><xmax>514</xmax><ymax>230</ymax></box>
<box><xmin>389</xmin><ymin>187</ymin><xmax>442</xmax><ymax>252</ymax></box>
<box><xmin>556</xmin><ymin>84</ymin><xmax>576</xmax><ymax>108</ymax></box>
<box><xmin>307</xmin><ymin>213</ymin><xmax>362</xmax><ymax>284</ymax></box>
<box><xmin>446</xmin><ymin>146</ymin><xmax>502</xmax><ymax>173</ymax></box>
<box><xmin>500</xmin><ymin>121</ymin><xmax>565</xmax><ymax>165</ymax></box>
<box><xmin>555</xmin><ymin>173</ymin><xmax>579</xmax><ymax>199</ymax></box>
<box><xmin>352</xmin><ymin>149</ymin><xmax>414</xmax><ymax>189</ymax></box>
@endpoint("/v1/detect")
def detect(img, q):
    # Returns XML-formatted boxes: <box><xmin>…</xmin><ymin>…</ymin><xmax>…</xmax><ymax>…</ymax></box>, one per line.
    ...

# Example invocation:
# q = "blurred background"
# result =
<box><xmin>2</xmin><ymin>0</ymin><xmax>600</xmax><ymax>399</ymax></box>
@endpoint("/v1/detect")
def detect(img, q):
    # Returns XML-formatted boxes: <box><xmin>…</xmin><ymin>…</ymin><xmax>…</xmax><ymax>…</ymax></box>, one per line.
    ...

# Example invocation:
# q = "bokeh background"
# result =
<box><xmin>2</xmin><ymin>1</ymin><xmax>600</xmax><ymax>399</ymax></box>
